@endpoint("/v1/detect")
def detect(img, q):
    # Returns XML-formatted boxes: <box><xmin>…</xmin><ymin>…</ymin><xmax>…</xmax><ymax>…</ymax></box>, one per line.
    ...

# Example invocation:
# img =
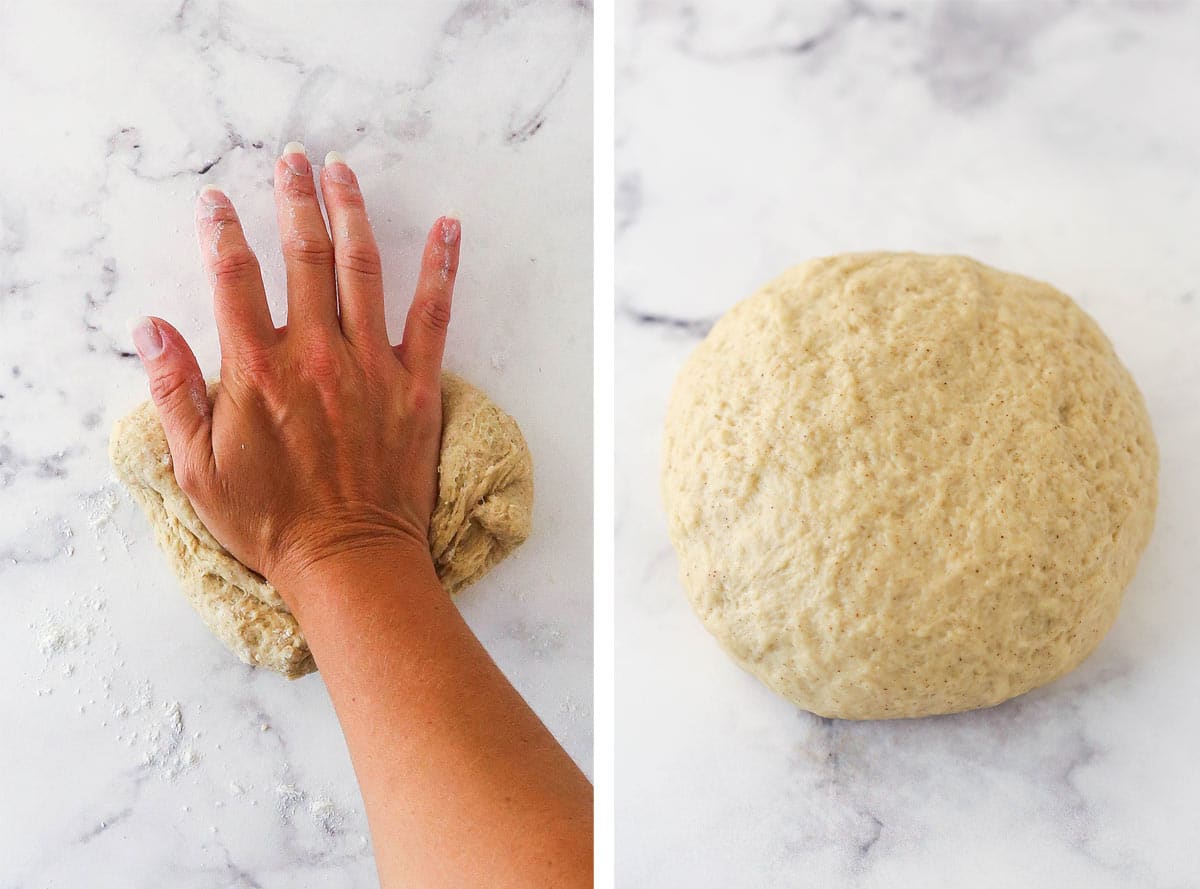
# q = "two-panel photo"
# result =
<box><xmin>1</xmin><ymin>2</ymin><xmax>1195</xmax><ymax>887</ymax></box>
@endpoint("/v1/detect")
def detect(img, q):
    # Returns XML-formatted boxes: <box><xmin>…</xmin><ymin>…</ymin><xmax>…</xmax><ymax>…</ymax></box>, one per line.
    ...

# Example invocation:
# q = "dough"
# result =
<box><xmin>110</xmin><ymin>372</ymin><xmax>533</xmax><ymax>679</ymax></box>
<box><xmin>663</xmin><ymin>253</ymin><xmax>1157</xmax><ymax>719</ymax></box>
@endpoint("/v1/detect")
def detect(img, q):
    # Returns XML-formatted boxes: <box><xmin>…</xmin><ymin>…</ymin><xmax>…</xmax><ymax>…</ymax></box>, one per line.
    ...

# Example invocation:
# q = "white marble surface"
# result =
<box><xmin>0</xmin><ymin>2</ymin><xmax>591</xmax><ymax>886</ymax></box>
<box><xmin>617</xmin><ymin>1</ymin><xmax>1199</xmax><ymax>886</ymax></box>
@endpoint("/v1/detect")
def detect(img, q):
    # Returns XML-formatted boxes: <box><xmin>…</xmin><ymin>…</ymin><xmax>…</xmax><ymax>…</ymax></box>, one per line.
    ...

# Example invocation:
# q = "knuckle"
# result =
<box><xmin>300</xmin><ymin>337</ymin><xmax>342</xmax><ymax>381</ymax></box>
<box><xmin>332</xmin><ymin>185</ymin><xmax>366</xmax><ymax>209</ymax></box>
<box><xmin>337</xmin><ymin>242</ymin><xmax>382</xmax><ymax>278</ymax></box>
<box><xmin>208</xmin><ymin>203</ymin><xmax>240</xmax><ymax>225</ymax></box>
<box><xmin>234</xmin><ymin>347</ymin><xmax>275</xmax><ymax>386</ymax></box>
<box><xmin>210</xmin><ymin>248</ymin><xmax>259</xmax><ymax>285</ymax></box>
<box><xmin>204</xmin><ymin>203</ymin><xmax>240</xmax><ymax>226</ymax></box>
<box><xmin>280</xmin><ymin>171</ymin><xmax>318</xmax><ymax>199</ymax></box>
<box><xmin>173</xmin><ymin>457</ymin><xmax>206</xmax><ymax>497</ymax></box>
<box><xmin>281</xmin><ymin>234</ymin><xmax>334</xmax><ymax>267</ymax></box>
<box><xmin>407</xmin><ymin>379</ymin><xmax>442</xmax><ymax>416</ymax></box>
<box><xmin>149</xmin><ymin>365</ymin><xmax>192</xmax><ymax>407</ymax></box>
<box><xmin>417</xmin><ymin>295</ymin><xmax>452</xmax><ymax>333</ymax></box>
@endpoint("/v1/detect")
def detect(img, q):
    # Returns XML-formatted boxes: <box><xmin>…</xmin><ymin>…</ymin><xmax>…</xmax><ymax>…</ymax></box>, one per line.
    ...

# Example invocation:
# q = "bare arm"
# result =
<box><xmin>276</xmin><ymin>544</ymin><xmax>592</xmax><ymax>887</ymax></box>
<box><xmin>130</xmin><ymin>143</ymin><xmax>592</xmax><ymax>887</ymax></box>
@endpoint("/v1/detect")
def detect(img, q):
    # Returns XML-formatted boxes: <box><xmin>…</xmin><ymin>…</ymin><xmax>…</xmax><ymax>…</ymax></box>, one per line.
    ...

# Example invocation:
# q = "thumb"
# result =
<box><xmin>129</xmin><ymin>316</ymin><xmax>214</xmax><ymax>497</ymax></box>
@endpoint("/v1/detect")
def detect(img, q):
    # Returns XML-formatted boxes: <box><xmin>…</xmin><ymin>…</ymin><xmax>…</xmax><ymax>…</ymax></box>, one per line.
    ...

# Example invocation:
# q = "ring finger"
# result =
<box><xmin>320</xmin><ymin>151</ymin><xmax>388</xmax><ymax>349</ymax></box>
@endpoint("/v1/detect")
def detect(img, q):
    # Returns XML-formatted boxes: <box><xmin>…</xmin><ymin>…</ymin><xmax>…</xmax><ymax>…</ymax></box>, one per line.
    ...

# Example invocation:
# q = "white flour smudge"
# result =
<box><xmin>274</xmin><ymin>768</ymin><xmax>352</xmax><ymax>838</ymax></box>
<box><xmin>308</xmin><ymin>795</ymin><xmax>346</xmax><ymax>836</ymax></box>
<box><xmin>82</xmin><ymin>487</ymin><xmax>119</xmax><ymax>532</ymax></box>
<box><xmin>275</xmin><ymin>782</ymin><xmax>306</xmax><ymax>820</ymax></box>
<box><xmin>35</xmin><ymin>617</ymin><xmax>93</xmax><ymax>658</ymax></box>
<box><xmin>81</xmin><ymin>485</ymin><xmax>133</xmax><ymax>553</ymax></box>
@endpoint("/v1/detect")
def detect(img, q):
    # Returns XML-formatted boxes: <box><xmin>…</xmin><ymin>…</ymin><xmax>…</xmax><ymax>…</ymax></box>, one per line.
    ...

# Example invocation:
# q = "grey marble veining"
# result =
<box><xmin>617</xmin><ymin>1</ymin><xmax>1200</xmax><ymax>886</ymax></box>
<box><xmin>0</xmin><ymin>2</ymin><xmax>591</xmax><ymax>886</ymax></box>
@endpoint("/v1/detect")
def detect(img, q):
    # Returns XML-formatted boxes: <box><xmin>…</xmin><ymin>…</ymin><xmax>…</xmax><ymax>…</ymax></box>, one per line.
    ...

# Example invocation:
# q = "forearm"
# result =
<box><xmin>275</xmin><ymin>544</ymin><xmax>593</xmax><ymax>889</ymax></box>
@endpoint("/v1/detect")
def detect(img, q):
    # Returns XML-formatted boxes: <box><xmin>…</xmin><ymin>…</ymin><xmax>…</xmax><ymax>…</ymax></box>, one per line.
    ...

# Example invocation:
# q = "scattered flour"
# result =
<box><xmin>80</xmin><ymin>484</ymin><xmax>133</xmax><ymax>553</ymax></box>
<box><xmin>36</xmin><ymin>617</ymin><xmax>93</xmax><ymax>658</ymax></box>
<box><xmin>111</xmin><ymin>681</ymin><xmax>203</xmax><ymax>780</ymax></box>
<box><xmin>60</xmin><ymin>518</ymin><xmax>75</xmax><ymax>557</ymax></box>
<box><xmin>308</xmin><ymin>795</ymin><xmax>345</xmax><ymax>836</ymax></box>
<box><xmin>132</xmin><ymin>679</ymin><xmax>153</xmax><ymax>712</ymax></box>
<box><xmin>82</xmin><ymin>487</ymin><xmax>119</xmax><ymax>532</ymax></box>
<box><xmin>274</xmin><ymin>771</ymin><xmax>351</xmax><ymax>838</ymax></box>
<box><xmin>275</xmin><ymin>782</ymin><xmax>306</xmax><ymax>820</ymax></box>
<box><xmin>27</xmin><ymin>573</ymin><xmax>362</xmax><ymax>845</ymax></box>
<box><xmin>28</xmin><ymin>591</ymin><xmax>201</xmax><ymax>782</ymax></box>
<box><xmin>559</xmin><ymin>693</ymin><xmax>587</xmax><ymax>722</ymax></box>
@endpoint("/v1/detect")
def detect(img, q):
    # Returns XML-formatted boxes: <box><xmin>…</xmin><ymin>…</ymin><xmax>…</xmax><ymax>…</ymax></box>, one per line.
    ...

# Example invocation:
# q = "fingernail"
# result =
<box><xmin>281</xmin><ymin>141</ymin><xmax>309</xmax><ymax>174</ymax></box>
<box><xmin>440</xmin><ymin>217</ymin><xmax>461</xmax><ymax>246</ymax></box>
<box><xmin>128</xmin><ymin>317</ymin><xmax>165</xmax><ymax>360</ymax></box>
<box><xmin>198</xmin><ymin>184</ymin><xmax>228</xmax><ymax>206</ymax></box>
<box><xmin>323</xmin><ymin>150</ymin><xmax>354</xmax><ymax>184</ymax></box>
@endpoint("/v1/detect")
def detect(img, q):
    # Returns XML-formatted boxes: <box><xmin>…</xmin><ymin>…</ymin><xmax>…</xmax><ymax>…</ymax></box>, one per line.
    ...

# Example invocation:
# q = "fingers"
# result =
<box><xmin>129</xmin><ymin>316</ymin><xmax>215</xmax><ymax>497</ymax></box>
<box><xmin>274</xmin><ymin>142</ymin><xmax>338</xmax><ymax>333</ymax></box>
<box><xmin>320</xmin><ymin>151</ymin><xmax>388</xmax><ymax>349</ymax></box>
<box><xmin>398</xmin><ymin>216</ymin><xmax>461</xmax><ymax>381</ymax></box>
<box><xmin>195</xmin><ymin>186</ymin><xmax>275</xmax><ymax>358</ymax></box>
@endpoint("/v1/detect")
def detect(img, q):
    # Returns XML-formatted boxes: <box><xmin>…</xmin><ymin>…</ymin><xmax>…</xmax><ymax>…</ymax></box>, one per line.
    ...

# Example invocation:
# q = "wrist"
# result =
<box><xmin>270</xmin><ymin>533</ymin><xmax>443</xmax><ymax>613</ymax></box>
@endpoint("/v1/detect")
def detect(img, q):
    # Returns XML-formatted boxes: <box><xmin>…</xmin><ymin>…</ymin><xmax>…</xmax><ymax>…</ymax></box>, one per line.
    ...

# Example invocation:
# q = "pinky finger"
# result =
<box><xmin>397</xmin><ymin>216</ymin><xmax>461</xmax><ymax>380</ymax></box>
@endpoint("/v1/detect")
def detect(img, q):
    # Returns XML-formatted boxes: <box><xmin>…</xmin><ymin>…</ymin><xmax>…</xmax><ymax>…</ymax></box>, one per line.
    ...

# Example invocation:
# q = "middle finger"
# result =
<box><xmin>274</xmin><ymin>142</ymin><xmax>337</xmax><ymax>333</ymax></box>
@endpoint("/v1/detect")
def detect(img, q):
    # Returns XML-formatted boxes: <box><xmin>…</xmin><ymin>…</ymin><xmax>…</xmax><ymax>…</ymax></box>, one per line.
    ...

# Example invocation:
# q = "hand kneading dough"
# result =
<box><xmin>110</xmin><ymin>373</ymin><xmax>533</xmax><ymax>679</ymax></box>
<box><xmin>663</xmin><ymin>253</ymin><xmax>1157</xmax><ymax>719</ymax></box>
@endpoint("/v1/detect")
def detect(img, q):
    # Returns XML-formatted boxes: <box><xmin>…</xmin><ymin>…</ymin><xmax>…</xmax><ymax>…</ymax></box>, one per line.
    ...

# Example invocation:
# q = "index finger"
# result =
<box><xmin>397</xmin><ymin>216</ymin><xmax>461</xmax><ymax>381</ymax></box>
<box><xmin>195</xmin><ymin>186</ymin><xmax>276</xmax><ymax>357</ymax></box>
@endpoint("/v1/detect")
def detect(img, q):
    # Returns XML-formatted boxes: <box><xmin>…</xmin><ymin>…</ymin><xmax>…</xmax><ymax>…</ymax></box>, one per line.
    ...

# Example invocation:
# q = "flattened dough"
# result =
<box><xmin>663</xmin><ymin>253</ymin><xmax>1157</xmax><ymax>719</ymax></box>
<box><xmin>111</xmin><ymin>373</ymin><xmax>533</xmax><ymax>679</ymax></box>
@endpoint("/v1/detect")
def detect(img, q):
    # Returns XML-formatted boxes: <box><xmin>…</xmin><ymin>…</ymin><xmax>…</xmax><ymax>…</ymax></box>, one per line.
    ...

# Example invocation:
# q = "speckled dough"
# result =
<box><xmin>663</xmin><ymin>254</ymin><xmax>1157</xmax><ymax>719</ymax></box>
<box><xmin>110</xmin><ymin>373</ymin><xmax>533</xmax><ymax>679</ymax></box>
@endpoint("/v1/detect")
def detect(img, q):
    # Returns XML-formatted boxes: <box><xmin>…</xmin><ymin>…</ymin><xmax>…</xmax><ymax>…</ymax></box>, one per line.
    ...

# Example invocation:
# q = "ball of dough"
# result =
<box><xmin>110</xmin><ymin>372</ymin><xmax>533</xmax><ymax>679</ymax></box>
<box><xmin>663</xmin><ymin>253</ymin><xmax>1157</xmax><ymax>719</ymax></box>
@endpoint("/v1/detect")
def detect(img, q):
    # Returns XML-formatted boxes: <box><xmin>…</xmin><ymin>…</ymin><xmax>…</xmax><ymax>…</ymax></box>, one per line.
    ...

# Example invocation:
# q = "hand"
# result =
<box><xmin>130</xmin><ymin>144</ymin><xmax>461</xmax><ymax>597</ymax></box>
<box><xmin>128</xmin><ymin>149</ymin><xmax>590</xmax><ymax>889</ymax></box>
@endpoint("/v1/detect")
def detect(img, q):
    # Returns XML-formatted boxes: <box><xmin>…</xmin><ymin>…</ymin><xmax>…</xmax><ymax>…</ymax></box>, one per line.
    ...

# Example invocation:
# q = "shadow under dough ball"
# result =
<box><xmin>662</xmin><ymin>253</ymin><xmax>1158</xmax><ymax>719</ymax></box>
<box><xmin>110</xmin><ymin>372</ymin><xmax>533</xmax><ymax>679</ymax></box>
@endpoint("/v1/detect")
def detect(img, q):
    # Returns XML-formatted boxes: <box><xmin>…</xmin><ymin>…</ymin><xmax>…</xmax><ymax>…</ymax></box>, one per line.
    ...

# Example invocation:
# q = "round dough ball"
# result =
<box><xmin>663</xmin><ymin>253</ymin><xmax>1157</xmax><ymax>719</ymax></box>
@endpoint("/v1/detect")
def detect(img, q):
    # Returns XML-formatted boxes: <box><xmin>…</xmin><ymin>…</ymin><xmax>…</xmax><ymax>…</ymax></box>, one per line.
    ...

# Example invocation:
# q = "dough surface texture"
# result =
<box><xmin>111</xmin><ymin>372</ymin><xmax>533</xmax><ymax>679</ymax></box>
<box><xmin>663</xmin><ymin>253</ymin><xmax>1157</xmax><ymax>719</ymax></box>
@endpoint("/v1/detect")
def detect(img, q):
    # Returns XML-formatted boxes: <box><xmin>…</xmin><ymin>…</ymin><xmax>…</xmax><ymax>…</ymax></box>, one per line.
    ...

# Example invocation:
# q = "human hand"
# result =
<box><xmin>129</xmin><ymin>143</ymin><xmax>461</xmax><ymax>599</ymax></box>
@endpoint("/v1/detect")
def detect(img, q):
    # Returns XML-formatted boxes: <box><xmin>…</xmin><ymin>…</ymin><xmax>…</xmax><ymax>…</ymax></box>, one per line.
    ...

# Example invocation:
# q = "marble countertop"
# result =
<box><xmin>0</xmin><ymin>2</ymin><xmax>591</xmax><ymax>886</ymax></box>
<box><xmin>617</xmin><ymin>2</ymin><xmax>1199</xmax><ymax>886</ymax></box>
